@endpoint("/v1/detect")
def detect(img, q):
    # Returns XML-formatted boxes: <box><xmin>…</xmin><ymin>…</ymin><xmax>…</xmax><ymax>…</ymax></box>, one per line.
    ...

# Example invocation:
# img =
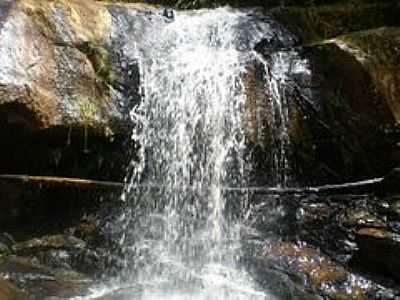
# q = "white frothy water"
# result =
<box><xmin>87</xmin><ymin>6</ymin><xmax>308</xmax><ymax>299</ymax></box>
<box><xmin>120</xmin><ymin>9</ymin><xmax>267</xmax><ymax>299</ymax></box>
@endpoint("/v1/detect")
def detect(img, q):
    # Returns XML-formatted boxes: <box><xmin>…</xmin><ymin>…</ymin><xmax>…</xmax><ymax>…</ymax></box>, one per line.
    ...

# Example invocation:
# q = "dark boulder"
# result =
<box><xmin>354</xmin><ymin>228</ymin><xmax>400</xmax><ymax>282</ymax></box>
<box><xmin>379</xmin><ymin>168</ymin><xmax>400</xmax><ymax>196</ymax></box>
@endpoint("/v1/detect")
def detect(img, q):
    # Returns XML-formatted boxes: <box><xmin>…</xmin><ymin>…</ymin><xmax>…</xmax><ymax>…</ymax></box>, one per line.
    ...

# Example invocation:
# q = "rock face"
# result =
<box><xmin>0</xmin><ymin>0</ymin><xmax>399</xmax><ymax>186</ymax></box>
<box><xmin>0</xmin><ymin>0</ymin><xmax>142</xmax><ymax>183</ymax></box>
<box><xmin>0</xmin><ymin>0</ymin><xmax>147</xmax><ymax>228</ymax></box>
<box><xmin>241</xmin><ymin>2</ymin><xmax>400</xmax><ymax>186</ymax></box>
<box><xmin>0</xmin><ymin>0</ymin><xmax>116</xmax><ymax>130</ymax></box>
<box><xmin>298</xmin><ymin>27</ymin><xmax>400</xmax><ymax>184</ymax></box>
<box><xmin>271</xmin><ymin>2</ymin><xmax>400</xmax><ymax>44</ymax></box>
<box><xmin>249</xmin><ymin>26</ymin><xmax>400</xmax><ymax>185</ymax></box>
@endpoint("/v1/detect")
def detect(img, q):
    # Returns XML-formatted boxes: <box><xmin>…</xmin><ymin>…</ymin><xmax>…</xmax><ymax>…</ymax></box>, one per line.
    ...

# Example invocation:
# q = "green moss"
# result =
<box><xmin>271</xmin><ymin>3</ymin><xmax>400</xmax><ymax>44</ymax></box>
<box><xmin>76</xmin><ymin>42</ymin><xmax>116</xmax><ymax>98</ymax></box>
<box><xmin>336</xmin><ymin>27</ymin><xmax>400</xmax><ymax>68</ymax></box>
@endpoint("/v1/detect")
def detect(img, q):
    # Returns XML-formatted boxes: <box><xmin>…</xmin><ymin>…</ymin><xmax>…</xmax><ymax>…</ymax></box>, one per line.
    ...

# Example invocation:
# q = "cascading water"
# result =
<box><xmin>88</xmin><ymin>6</ymin><xmax>310</xmax><ymax>300</ymax></box>
<box><xmin>255</xmin><ymin>50</ymin><xmax>311</xmax><ymax>187</ymax></box>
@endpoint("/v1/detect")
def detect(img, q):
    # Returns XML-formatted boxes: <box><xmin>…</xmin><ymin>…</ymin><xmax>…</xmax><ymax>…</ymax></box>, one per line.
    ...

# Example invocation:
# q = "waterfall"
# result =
<box><xmin>255</xmin><ymin>50</ymin><xmax>311</xmax><ymax>187</ymax></box>
<box><xmin>91</xmin><ymin>6</ymin><xmax>310</xmax><ymax>299</ymax></box>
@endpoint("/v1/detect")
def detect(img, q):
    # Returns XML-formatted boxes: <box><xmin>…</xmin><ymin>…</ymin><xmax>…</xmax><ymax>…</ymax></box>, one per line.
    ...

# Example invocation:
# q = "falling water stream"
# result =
<box><xmin>86</xmin><ymin>6</ymin><xmax>310</xmax><ymax>300</ymax></box>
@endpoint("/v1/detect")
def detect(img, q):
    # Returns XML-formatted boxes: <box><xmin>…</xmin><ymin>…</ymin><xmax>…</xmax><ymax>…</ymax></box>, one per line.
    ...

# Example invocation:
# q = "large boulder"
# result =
<box><xmin>0</xmin><ymin>0</ymin><xmax>118</xmax><ymax>130</ymax></box>
<box><xmin>0</xmin><ymin>255</ymin><xmax>92</xmax><ymax>298</ymax></box>
<box><xmin>257</xmin><ymin>242</ymin><xmax>368</xmax><ymax>299</ymax></box>
<box><xmin>355</xmin><ymin>228</ymin><xmax>400</xmax><ymax>282</ymax></box>
<box><xmin>285</xmin><ymin>27</ymin><xmax>400</xmax><ymax>185</ymax></box>
<box><xmin>0</xmin><ymin>0</ymin><xmax>157</xmax><ymax>184</ymax></box>
<box><xmin>271</xmin><ymin>2</ymin><xmax>400</xmax><ymax>44</ymax></box>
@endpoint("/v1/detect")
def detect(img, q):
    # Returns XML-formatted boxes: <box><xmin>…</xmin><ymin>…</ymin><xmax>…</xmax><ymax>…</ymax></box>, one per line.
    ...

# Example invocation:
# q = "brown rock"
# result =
<box><xmin>262</xmin><ymin>242</ymin><xmax>349</xmax><ymax>286</ymax></box>
<box><xmin>260</xmin><ymin>242</ymin><xmax>365</xmax><ymax>297</ymax></box>
<box><xmin>13</xmin><ymin>234</ymin><xmax>86</xmax><ymax>255</ymax></box>
<box><xmin>0</xmin><ymin>0</ymin><xmax>120</xmax><ymax>131</ymax></box>
<box><xmin>271</xmin><ymin>3</ymin><xmax>400</xmax><ymax>44</ymax></box>
<box><xmin>0</xmin><ymin>279</ymin><xmax>28</xmax><ymax>300</ymax></box>
<box><xmin>0</xmin><ymin>255</ymin><xmax>92</xmax><ymax>299</ymax></box>
<box><xmin>355</xmin><ymin>227</ymin><xmax>400</xmax><ymax>281</ymax></box>
<box><xmin>287</xmin><ymin>27</ymin><xmax>400</xmax><ymax>185</ymax></box>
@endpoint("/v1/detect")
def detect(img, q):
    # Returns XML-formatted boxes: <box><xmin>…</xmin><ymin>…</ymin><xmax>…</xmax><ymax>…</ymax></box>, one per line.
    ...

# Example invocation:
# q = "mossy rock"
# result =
<box><xmin>271</xmin><ymin>2</ymin><xmax>400</xmax><ymax>44</ymax></box>
<box><xmin>271</xmin><ymin>27</ymin><xmax>400</xmax><ymax>185</ymax></box>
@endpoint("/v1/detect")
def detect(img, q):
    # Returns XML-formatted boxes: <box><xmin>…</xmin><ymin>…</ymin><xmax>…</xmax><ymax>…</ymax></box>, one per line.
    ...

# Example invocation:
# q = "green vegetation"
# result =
<box><xmin>76</xmin><ymin>42</ymin><xmax>116</xmax><ymax>97</ymax></box>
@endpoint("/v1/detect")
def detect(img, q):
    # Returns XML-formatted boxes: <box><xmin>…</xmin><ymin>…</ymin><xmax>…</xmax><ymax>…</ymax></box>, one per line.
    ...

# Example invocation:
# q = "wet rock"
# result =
<box><xmin>389</xmin><ymin>200</ymin><xmax>400</xmax><ymax>219</ymax></box>
<box><xmin>271</xmin><ymin>3</ymin><xmax>400</xmax><ymax>43</ymax></box>
<box><xmin>245</xmin><ymin>26</ymin><xmax>400</xmax><ymax>186</ymax></box>
<box><xmin>0</xmin><ymin>243</ymin><xmax>10</xmax><ymax>257</ymax></box>
<box><xmin>294</xmin><ymin>195</ymin><xmax>362</xmax><ymax>262</ymax></box>
<box><xmin>285</xmin><ymin>27</ymin><xmax>400</xmax><ymax>185</ymax></box>
<box><xmin>0</xmin><ymin>233</ymin><xmax>16</xmax><ymax>248</ymax></box>
<box><xmin>0</xmin><ymin>0</ymin><xmax>154</xmax><ymax>186</ymax></box>
<box><xmin>260</xmin><ymin>242</ymin><xmax>347</xmax><ymax>285</ymax></box>
<box><xmin>379</xmin><ymin>168</ymin><xmax>400</xmax><ymax>195</ymax></box>
<box><xmin>0</xmin><ymin>255</ymin><xmax>92</xmax><ymax>299</ymax></box>
<box><xmin>0</xmin><ymin>0</ymin><xmax>140</xmax><ymax>232</ymax></box>
<box><xmin>13</xmin><ymin>235</ymin><xmax>86</xmax><ymax>255</ymax></box>
<box><xmin>341</xmin><ymin>210</ymin><xmax>387</xmax><ymax>229</ymax></box>
<box><xmin>257</xmin><ymin>241</ymin><xmax>388</xmax><ymax>299</ymax></box>
<box><xmin>255</xmin><ymin>268</ymin><xmax>320</xmax><ymax>300</ymax></box>
<box><xmin>0</xmin><ymin>255</ymin><xmax>54</xmax><ymax>276</ymax></box>
<box><xmin>0</xmin><ymin>233</ymin><xmax>15</xmax><ymax>257</ymax></box>
<box><xmin>258</xmin><ymin>242</ymin><xmax>372</xmax><ymax>298</ymax></box>
<box><xmin>297</xmin><ymin>202</ymin><xmax>334</xmax><ymax>227</ymax></box>
<box><xmin>72</xmin><ymin>214</ymin><xmax>101</xmax><ymax>243</ymax></box>
<box><xmin>355</xmin><ymin>228</ymin><xmax>400</xmax><ymax>282</ymax></box>
<box><xmin>0</xmin><ymin>279</ymin><xmax>28</xmax><ymax>300</ymax></box>
<box><xmin>11</xmin><ymin>234</ymin><xmax>107</xmax><ymax>276</ymax></box>
<box><xmin>0</xmin><ymin>0</ymin><xmax>112</xmax><ymax>130</ymax></box>
<box><xmin>0</xmin><ymin>0</ymin><xmax>160</xmax><ymax>134</ymax></box>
